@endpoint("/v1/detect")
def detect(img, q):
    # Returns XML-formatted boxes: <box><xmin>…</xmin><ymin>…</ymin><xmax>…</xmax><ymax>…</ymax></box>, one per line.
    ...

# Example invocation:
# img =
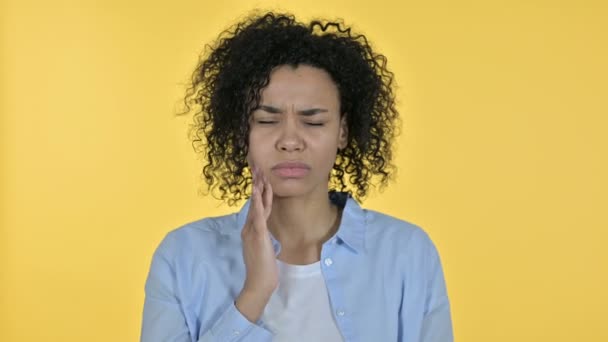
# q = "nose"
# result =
<box><xmin>276</xmin><ymin>117</ymin><xmax>304</xmax><ymax>152</ymax></box>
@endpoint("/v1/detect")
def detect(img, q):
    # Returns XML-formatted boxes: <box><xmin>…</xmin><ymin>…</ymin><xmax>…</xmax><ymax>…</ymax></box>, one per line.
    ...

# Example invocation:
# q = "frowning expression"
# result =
<box><xmin>247</xmin><ymin>64</ymin><xmax>348</xmax><ymax>198</ymax></box>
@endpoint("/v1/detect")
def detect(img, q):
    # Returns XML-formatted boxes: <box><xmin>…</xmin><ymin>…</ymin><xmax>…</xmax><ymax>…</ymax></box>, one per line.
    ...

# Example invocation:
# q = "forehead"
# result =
<box><xmin>260</xmin><ymin>64</ymin><xmax>340</xmax><ymax>107</ymax></box>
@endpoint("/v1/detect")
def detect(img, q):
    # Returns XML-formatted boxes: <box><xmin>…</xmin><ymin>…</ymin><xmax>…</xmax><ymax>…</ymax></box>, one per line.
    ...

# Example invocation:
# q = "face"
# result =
<box><xmin>247</xmin><ymin>64</ymin><xmax>348</xmax><ymax>198</ymax></box>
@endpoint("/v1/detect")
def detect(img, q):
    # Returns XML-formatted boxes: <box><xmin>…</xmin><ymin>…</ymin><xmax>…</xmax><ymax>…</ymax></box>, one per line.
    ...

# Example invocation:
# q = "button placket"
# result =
<box><xmin>321</xmin><ymin>249</ymin><xmax>352</xmax><ymax>340</ymax></box>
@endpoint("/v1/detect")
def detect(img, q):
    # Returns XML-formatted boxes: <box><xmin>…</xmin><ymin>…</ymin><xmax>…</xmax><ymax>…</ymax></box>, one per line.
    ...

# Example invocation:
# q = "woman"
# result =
<box><xmin>142</xmin><ymin>12</ymin><xmax>453</xmax><ymax>342</ymax></box>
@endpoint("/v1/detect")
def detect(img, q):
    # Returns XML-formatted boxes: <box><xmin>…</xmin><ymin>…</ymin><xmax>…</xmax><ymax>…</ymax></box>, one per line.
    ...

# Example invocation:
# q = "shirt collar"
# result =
<box><xmin>235</xmin><ymin>191</ymin><xmax>366</xmax><ymax>255</ymax></box>
<box><xmin>333</xmin><ymin>192</ymin><xmax>366</xmax><ymax>254</ymax></box>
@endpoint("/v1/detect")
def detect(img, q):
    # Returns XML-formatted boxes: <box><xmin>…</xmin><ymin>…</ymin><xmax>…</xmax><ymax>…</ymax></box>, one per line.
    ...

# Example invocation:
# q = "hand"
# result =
<box><xmin>235</xmin><ymin>166</ymin><xmax>277</xmax><ymax>322</ymax></box>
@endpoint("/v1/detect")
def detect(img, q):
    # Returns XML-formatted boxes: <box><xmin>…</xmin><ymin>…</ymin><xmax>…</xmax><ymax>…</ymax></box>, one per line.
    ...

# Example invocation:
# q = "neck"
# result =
<box><xmin>267</xmin><ymin>190</ymin><xmax>341</xmax><ymax>252</ymax></box>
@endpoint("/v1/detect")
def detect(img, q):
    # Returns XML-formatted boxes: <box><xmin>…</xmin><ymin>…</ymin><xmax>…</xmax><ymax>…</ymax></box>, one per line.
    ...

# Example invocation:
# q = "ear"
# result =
<box><xmin>338</xmin><ymin>114</ymin><xmax>349</xmax><ymax>149</ymax></box>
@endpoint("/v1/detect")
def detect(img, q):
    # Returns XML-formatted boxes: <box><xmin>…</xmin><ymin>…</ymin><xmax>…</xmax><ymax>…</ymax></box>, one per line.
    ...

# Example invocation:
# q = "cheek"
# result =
<box><xmin>311</xmin><ymin>140</ymin><xmax>339</xmax><ymax>165</ymax></box>
<box><xmin>246</xmin><ymin>144</ymin><xmax>258</xmax><ymax>166</ymax></box>
<box><xmin>246</xmin><ymin>132</ymin><xmax>265</xmax><ymax>166</ymax></box>
<box><xmin>245</xmin><ymin>153</ymin><xmax>253</xmax><ymax>167</ymax></box>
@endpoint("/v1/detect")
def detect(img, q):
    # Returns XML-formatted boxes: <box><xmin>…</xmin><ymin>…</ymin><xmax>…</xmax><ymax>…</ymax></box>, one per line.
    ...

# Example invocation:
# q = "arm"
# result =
<box><xmin>419</xmin><ymin>236</ymin><xmax>454</xmax><ymax>342</ymax></box>
<box><xmin>141</xmin><ymin>244</ymin><xmax>273</xmax><ymax>342</ymax></box>
<box><xmin>141</xmin><ymin>168</ymin><xmax>276</xmax><ymax>342</ymax></box>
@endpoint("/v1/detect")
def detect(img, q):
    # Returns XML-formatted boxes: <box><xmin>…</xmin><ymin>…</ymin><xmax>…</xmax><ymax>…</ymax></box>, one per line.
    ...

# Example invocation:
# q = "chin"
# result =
<box><xmin>269</xmin><ymin>179</ymin><xmax>326</xmax><ymax>199</ymax></box>
<box><xmin>272</xmin><ymin>181</ymin><xmax>312</xmax><ymax>197</ymax></box>
<box><xmin>271</xmin><ymin>186</ymin><xmax>309</xmax><ymax>198</ymax></box>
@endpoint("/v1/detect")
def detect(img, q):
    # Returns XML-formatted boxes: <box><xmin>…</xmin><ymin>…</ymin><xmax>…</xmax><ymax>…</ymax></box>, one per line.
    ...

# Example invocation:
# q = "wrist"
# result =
<box><xmin>235</xmin><ymin>289</ymin><xmax>272</xmax><ymax>323</ymax></box>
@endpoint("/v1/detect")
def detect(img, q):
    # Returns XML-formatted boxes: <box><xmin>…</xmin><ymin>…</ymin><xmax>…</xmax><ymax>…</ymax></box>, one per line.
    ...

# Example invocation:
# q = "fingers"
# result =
<box><xmin>249</xmin><ymin>165</ymin><xmax>267</xmax><ymax>231</ymax></box>
<box><xmin>246</xmin><ymin>166</ymin><xmax>260</xmax><ymax>225</ymax></box>
<box><xmin>253</xmin><ymin>168</ymin><xmax>273</xmax><ymax>225</ymax></box>
<box><xmin>262</xmin><ymin>174</ymin><xmax>273</xmax><ymax>220</ymax></box>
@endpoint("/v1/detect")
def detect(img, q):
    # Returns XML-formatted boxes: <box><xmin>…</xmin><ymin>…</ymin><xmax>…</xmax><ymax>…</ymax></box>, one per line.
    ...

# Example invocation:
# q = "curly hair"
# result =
<box><xmin>180</xmin><ymin>11</ymin><xmax>399</xmax><ymax>206</ymax></box>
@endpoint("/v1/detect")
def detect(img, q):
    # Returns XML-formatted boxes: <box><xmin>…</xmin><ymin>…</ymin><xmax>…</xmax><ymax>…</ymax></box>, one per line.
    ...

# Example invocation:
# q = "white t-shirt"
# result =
<box><xmin>261</xmin><ymin>259</ymin><xmax>344</xmax><ymax>341</ymax></box>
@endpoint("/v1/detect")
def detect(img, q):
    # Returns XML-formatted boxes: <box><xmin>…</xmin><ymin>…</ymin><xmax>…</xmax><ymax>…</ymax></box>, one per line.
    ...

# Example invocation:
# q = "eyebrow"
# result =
<box><xmin>258</xmin><ymin>105</ymin><xmax>328</xmax><ymax>116</ymax></box>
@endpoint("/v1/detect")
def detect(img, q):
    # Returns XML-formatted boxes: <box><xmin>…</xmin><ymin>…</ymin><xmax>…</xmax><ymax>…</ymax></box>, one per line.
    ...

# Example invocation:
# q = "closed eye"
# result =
<box><xmin>256</xmin><ymin>120</ymin><xmax>278</xmax><ymax>124</ymax></box>
<box><xmin>306</xmin><ymin>122</ymin><xmax>325</xmax><ymax>126</ymax></box>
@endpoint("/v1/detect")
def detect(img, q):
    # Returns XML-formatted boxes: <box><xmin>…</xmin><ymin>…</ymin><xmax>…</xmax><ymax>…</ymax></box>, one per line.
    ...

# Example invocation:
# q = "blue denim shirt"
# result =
<box><xmin>141</xmin><ymin>192</ymin><xmax>453</xmax><ymax>341</ymax></box>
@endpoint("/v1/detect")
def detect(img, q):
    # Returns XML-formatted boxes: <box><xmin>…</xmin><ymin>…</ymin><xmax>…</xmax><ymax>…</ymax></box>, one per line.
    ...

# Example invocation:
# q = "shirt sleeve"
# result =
<box><xmin>141</xmin><ymin>236</ymin><xmax>273</xmax><ymax>342</ymax></box>
<box><xmin>419</xmin><ymin>234</ymin><xmax>454</xmax><ymax>342</ymax></box>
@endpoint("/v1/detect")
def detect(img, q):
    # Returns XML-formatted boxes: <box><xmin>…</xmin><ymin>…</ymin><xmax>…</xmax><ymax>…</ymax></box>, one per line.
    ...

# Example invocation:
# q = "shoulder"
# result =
<box><xmin>363</xmin><ymin>208</ymin><xmax>438</xmax><ymax>257</ymax></box>
<box><xmin>364</xmin><ymin>208</ymin><xmax>431</xmax><ymax>244</ymax></box>
<box><xmin>362</xmin><ymin>209</ymin><xmax>446</xmax><ymax>285</ymax></box>
<box><xmin>152</xmin><ymin>211</ymin><xmax>241</xmax><ymax>264</ymax></box>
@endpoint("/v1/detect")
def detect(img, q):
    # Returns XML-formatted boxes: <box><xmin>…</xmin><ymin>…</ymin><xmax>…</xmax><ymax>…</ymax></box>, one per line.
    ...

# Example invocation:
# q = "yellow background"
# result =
<box><xmin>2</xmin><ymin>0</ymin><xmax>607</xmax><ymax>341</ymax></box>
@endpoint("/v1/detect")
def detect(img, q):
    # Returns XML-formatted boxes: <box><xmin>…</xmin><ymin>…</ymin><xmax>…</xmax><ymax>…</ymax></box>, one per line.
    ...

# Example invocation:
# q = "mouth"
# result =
<box><xmin>271</xmin><ymin>161</ymin><xmax>311</xmax><ymax>178</ymax></box>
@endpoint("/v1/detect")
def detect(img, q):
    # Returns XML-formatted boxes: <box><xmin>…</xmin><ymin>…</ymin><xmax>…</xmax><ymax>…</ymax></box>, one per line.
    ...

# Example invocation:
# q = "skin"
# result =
<box><xmin>235</xmin><ymin>64</ymin><xmax>349</xmax><ymax>322</ymax></box>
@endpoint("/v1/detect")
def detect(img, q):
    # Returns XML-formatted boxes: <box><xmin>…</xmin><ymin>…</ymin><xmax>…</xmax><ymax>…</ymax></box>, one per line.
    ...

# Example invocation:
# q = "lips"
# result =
<box><xmin>271</xmin><ymin>161</ymin><xmax>311</xmax><ymax>178</ymax></box>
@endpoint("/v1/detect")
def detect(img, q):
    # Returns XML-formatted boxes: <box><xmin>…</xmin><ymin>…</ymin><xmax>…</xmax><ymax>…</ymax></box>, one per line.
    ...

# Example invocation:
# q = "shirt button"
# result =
<box><xmin>232</xmin><ymin>330</ymin><xmax>240</xmax><ymax>336</ymax></box>
<box><xmin>324</xmin><ymin>258</ymin><xmax>333</xmax><ymax>266</ymax></box>
<box><xmin>337</xmin><ymin>309</ymin><xmax>345</xmax><ymax>316</ymax></box>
